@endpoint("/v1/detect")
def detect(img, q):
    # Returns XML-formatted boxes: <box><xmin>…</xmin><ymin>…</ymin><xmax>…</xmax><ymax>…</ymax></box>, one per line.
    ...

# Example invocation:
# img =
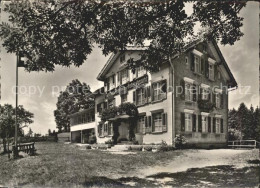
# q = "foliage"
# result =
<box><xmin>27</xmin><ymin>127</ymin><xmax>33</xmax><ymax>137</ymax></box>
<box><xmin>143</xmin><ymin>146</ymin><xmax>153</xmax><ymax>151</ymax></box>
<box><xmin>0</xmin><ymin>104</ymin><xmax>34</xmax><ymax>153</ymax></box>
<box><xmin>197</xmin><ymin>99</ymin><xmax>215</xmax><ymax>112</ymax></box>
<box><xmin>174</xmin><ymin>134</ymin><xmax>187</xmax><ymax>149</ymax></box>
<box><xmin>101</xmin><ymin>102</ymin><xmax>138</xmax><ymax>122</ymax></box>
<box><xmin>104</xmin><ymin>139</ymin><xmax>113</xmax><ymax>145</ymax></box>
<box><xmin>228</xmin><ymin>103</ymin><xmax>260</xmax><ymax>141</ymax></box>
<box><xmin>0</xmin><ymin>1</ymin><xmax>246</xmax><ymax>72</ymax></box>
<box><xmin>54</xmin><ymin>79</ymin><xmax>93</xmax><ymax>132</ymax></box>
<box><xmin>157</xmin><ymin>140</ymin><xmax>175</xmax><ymax>152</ymax></box>
<box><xmin>100</xmin><ymin>106</ymin><xmax>118</xmax><ymax>122</ymax></box>
<box><xmin>88</xmin><ymin>135</ymin><xmax>97</xmax><ymax>144</ymax></box>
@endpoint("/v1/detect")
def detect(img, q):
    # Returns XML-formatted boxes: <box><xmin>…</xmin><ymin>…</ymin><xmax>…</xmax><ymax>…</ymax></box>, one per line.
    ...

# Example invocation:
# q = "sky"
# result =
<box><xmin>0</xmin><ymin>2</ymin><xmax>259</xmax><ymax>135</ymax></box>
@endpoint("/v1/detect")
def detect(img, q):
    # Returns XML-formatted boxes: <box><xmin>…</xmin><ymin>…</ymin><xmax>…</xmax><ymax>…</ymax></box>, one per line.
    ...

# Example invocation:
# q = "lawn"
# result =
<box><xmin>0</xmin><ymin>142</ymin><xmax>259</xmax><ymax>187</ymax></box>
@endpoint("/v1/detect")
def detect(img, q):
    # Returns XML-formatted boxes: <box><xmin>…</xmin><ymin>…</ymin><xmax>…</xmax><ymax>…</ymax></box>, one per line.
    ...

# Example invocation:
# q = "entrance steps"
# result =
<box><xmin>108</xmin><ymin>144</ymin><xmax>130</xmax><ymax>151</ymax></box>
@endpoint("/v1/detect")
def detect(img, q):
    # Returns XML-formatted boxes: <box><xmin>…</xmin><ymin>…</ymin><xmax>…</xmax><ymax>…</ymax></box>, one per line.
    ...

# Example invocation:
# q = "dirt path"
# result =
<box><xmin>137</xmin><ymin>149</ymin><xmax>259</xmax><ymax>178</ymax></box>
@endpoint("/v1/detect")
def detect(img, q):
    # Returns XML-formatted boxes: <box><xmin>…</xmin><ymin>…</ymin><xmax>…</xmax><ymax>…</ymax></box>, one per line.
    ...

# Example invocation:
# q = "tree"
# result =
<box><xmin>228</xmin><ymin>108</ymin><xmax>242</xmax><ymax>141</ymax></box>
<box><xmin>48</xmin><ymin>129</ymin><xmax>52</xmax><ymax>136</ymax></box>
<box><xmin>253</xmin><ymin>107</ymin><xmax>260</xmax><ymax>141</ymax></box>
<box><xmin>27</xmin><ymin>127</ymin><xmax>33</xmax><ymax>137</ymax></box>
<box><xmin>54</xmin><ymin>79</ymin><xmax>94</xmax><ymax>132</ymax></box>
<box><xmin>228</xmin><ymin>103</ymin><xmax>260</xmax><ymax>141</ymax></box>
<box><xmin>0</xmin><ymin>104</ymin><xmax>34</xmax><ymax>153</ymax></box>
<box><xmin>0</xmin><ymin>1</ymin><xmax>246</xmax><ymax>72</ymax></box>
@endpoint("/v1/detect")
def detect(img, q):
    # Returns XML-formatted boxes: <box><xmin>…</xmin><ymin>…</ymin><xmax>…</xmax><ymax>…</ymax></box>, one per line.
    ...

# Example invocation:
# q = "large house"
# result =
<box><xmin>69</xmin><ymin>40</ymin><xmax>237</xmax><ymax>148</ymax></box>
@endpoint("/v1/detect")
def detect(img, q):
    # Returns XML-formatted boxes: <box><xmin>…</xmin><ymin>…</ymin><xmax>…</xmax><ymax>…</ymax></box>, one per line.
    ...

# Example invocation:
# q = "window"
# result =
<box><xmin>202</xmin><ymin>116</ymin><xmax>208</xmax><ymax>132</ymax></box>
<box><xmin>209</xmin><ymin>63</ymin><xmax>214</xmax><ymax>80</ymax></box>
<box><xmin>97</xmin><ymin>103</ymin><xmax>103</xmax><ymax>114</ymax></box>
<box><xmin>137</xmin><ymin>88</ymin><xmax>145</xmax><ymax>106</ymax></box>
<box><xmin>185</xmin><ymin>83</ymin><xmax>193</xmax><ymax>101</ymax></box>
<box><xmin>121</xmin><ymin>94</ymin><xmax>127</xmax><ymax>104</ymax></box>
<box><xmin>152</xmin><ymin>80</ymin><xmax>167</xmax><ymax>101</ymax></box>
<box><xmin>137</xmin><ymin>116</ymin><xmax>145</xmax><ymax>133</ymax></box>
<box><xmin>194</xmin><ymin>56</ymin><xmax>201</xmax><ymax>73</ymax></box>
<box><xmin>216</xmin><ymin>118</ymin><xmax>220</xmax><ymax>133</ymax></box>
<box><xmin>202</xmin><ymin>88</ymin><xmax>209</xmax><ymax>100</ymax></box>
<box><xmin>137</xmin><ymin>66</ymin><xmax>146</xmax><ymax>77</ymax></box>
<box><xmin>109</xmin><ymin>75</ymin><xmax>115</xmax><ymax>90</ymax></box>
<box><xmin>153</xmin><ymin>113</ymin><xmax>163</xmax><ymax>132</ymax></box>
<box><xmin>121</xmin><ymin>69</ymin><xmax>129</xmax><ymax>84</ymax></box>
<box><xmin>185</xmin><ymin>113</ymin><xmax>192</xmax><ymax>132</ymax></box>
<box><xmin>216</xmin><ymin>93</ymin><xmax>220</xmax><ymax>108</ymax></box>
<box><xmin>120</xmin><ymin>54</ymin><xmax>125</xmax><ymax>64</ymax></box>
<box><xmin>108</xmin><ymin>122</ymin><xmax>113</xmax><ymax>136</ymax></box>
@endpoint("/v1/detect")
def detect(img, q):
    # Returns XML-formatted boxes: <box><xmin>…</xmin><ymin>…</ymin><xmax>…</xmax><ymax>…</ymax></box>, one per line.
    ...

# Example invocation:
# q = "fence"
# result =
<box><xmin>228</xmin><ymin>140</ymin><xmax>260</xmax><ymax>149</ymax></box>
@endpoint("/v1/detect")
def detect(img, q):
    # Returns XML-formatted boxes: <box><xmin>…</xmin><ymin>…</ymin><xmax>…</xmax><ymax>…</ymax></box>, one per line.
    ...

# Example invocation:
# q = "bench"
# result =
<box><xmin>13</xmin><ymin>142</ymin><xmax>36</xmax><ymax>155</ymax></box>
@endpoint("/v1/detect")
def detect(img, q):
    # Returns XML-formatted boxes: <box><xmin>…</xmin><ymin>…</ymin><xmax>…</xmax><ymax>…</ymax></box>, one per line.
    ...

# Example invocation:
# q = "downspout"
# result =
<box><xmin>168</xmin><ymin>56</ymin><xmax>175</xmax><ymax>145</ymax></box>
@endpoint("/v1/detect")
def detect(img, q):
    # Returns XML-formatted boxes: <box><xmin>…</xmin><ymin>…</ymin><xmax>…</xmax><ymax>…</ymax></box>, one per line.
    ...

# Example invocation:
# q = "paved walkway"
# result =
<box><xmin>137</xmin><ymin>149</ymin><xmax>259</xmax><ymax>178</ymax></box>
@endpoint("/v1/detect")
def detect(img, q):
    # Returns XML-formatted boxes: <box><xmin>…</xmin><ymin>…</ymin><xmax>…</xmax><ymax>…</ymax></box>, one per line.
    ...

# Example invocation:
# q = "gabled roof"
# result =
<box><xmin>96</xmin><ymin>40</ymin><xmax>237</xmax><ymax>88</ymax></box>
<box><xmin>211</xmin><ymin>40</ymin><xmax>237</xmax><ymax>88</ymax></box>
<box><xmin>97</xmin><ymin>46</ymin><xmax>148</xmax><ymax>81</ymax></box>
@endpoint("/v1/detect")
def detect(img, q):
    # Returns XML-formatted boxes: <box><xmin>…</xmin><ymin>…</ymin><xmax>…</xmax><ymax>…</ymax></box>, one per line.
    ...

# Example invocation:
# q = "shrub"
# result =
<box><xmin>157</xmin><ymin>140</ymin><xmax>174</xmax><ymax>152</ymax></box>
<box><xmin>89</xmin><ymin>135</ymin><xmax>97</xmax><ymax>144</ymax></box>
<box><xmin>105</xmin><ymin>139</ymin><xmax>113</xmax><ymax>145</ymax></box>
<box><xmin>86</xmin><ymin>145</ymin><xmax>92</xmax><ymax>149</ymax></box>
<box><xmin>174</xmin><ymin>134</ymin><xmax>187</xmax><ymax>149</ymax></box>
<box><xmin>143</xmin><ymin>146</ymin><xmax>152</xmax><ymax>151</ymax></box>
<box><xmin>128</xmin><ymin>145</ymin><xmax>142</xmax><ymax>151</ymax></box>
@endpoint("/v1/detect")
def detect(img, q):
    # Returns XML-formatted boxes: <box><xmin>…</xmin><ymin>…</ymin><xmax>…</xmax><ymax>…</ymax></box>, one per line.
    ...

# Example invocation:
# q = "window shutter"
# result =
<box><xmin>208</xmin><ymin>91</ymin><xmax>211</xmax><ymax>102</ymax></box>
<box><xmin>126</xmin><ymin>69</ymin><xmax>129</xmax><ymax>80</ymax></box>
<box><xmin>190</xmin><ymin>53</ymin><xmax>195</xmax><ymax>71</ymax></box>
<box><xmin>147</xmin><ymin>86</ymin><xmax>151</xmax><ymax>98</ymax></box>
<box><xmin>133</xmin><ymin>90</ymin><xmax>136</xmax><ymax>104</ymax></box>
<box><xmin>192</xmin><ymin>114</ymin><xmax>196</xmax><ymax>132</ymax></box>
<box><xmin>201</xmin><ymin>58</ymin><xmax>205</xmax><ymax>74</ymax></box>
<box><xmin>198</xmin><ymin>115</ymin><xmax>202</xmax><ymax>132</ymax></box>
<box><xmin>220</xmin><ymin>94</ymin><xmax>224</xmax><ymax>108</ymax></box>
<box><xmin>162</xmin><ymin>113</ymin><xmax>167</xmax><ymax>132</ymax></box>
<box><xmin>181</xmin><ymin>112</ymin><xmax>185</xmax><ymax>131</ymax></box>
<box><xmin>198</xmin><ymin>87</ymin><xmax>202</xmax><ymax>100</ymax></box>
<box><xmin>151</xmin><ymin>83</ymin><xmax>154</xmax><ymax>101</ymax></box>
<box><xmin>208</xmin><ymin>116</ymin><xmax>211</xmax><ymax>133</ymax></box>
<box><xmin>212</xmin><ymin>92</ymin><xmax>216</xmax><ymax>105</ymax></box>
<box><xmin>205</xmin><ymin>59</ymin><xmax>209</xmax><ymax>78</ymax></box>
<box><xmin>221</xmin><ymin>118</ymin><xmax>224</xmax><ymax>133</ymax></box>
<box><xmin>180</xmin><ymin>79</ymin><xmax>185</xmax><ymax>100</ymax></box>
<box><xmin>213</xmin><ymin>117</ymin><xmax>216</xmax><ymax>133</ymax></box>
<box><xmin>192</xmin><ymin>84</ymin><xmax>197</xmax><ymax>102</ymax></box>
<box><xmin>148</xmin><ymin>116</ymin><xmax>152</xmax><ymax>133</ymax></box>
<box><xmin>117</xmin><ymin>72</ymin><xmax>120</xmax><ymax>83</ymax></box>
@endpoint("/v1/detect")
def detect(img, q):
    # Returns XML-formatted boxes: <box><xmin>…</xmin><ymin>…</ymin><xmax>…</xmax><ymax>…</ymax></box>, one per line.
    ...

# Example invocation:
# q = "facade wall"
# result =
<box><xmin>71</xmin><ymin>41</ymin><xmax>233</xmax><ymax>148</ymax></box>
<box><xmin>173</xmin><ymin>42</ymin><xmax>229</xmax><ymax>146</ymax></box>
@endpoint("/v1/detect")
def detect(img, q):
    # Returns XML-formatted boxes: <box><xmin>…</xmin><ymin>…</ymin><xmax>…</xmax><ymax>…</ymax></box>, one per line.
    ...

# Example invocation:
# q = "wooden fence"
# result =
<box><xmin>228</xmin><ymin>140</ymin><xmax>260</xmax><ymax>149</ymax></box>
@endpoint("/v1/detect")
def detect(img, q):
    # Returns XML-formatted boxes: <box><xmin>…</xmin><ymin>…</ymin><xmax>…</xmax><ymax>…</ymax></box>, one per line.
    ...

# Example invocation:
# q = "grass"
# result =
<box><xmin>0</xmin><ymin>142</ymin><xmax>259</xmax><ymax>187</ymax></box>
<box><xmin>0</xmin><ymin>142</ymin><xmax>182</xmax><ymax>187</ymax></box>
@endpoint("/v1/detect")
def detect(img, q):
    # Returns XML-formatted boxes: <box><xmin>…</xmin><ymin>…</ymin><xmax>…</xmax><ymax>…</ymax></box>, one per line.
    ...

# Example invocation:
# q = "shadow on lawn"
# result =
<box><xmin>82</xmin><ymin>165</ymin><xmax>259</xmax><ymax>187</ymax></box>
